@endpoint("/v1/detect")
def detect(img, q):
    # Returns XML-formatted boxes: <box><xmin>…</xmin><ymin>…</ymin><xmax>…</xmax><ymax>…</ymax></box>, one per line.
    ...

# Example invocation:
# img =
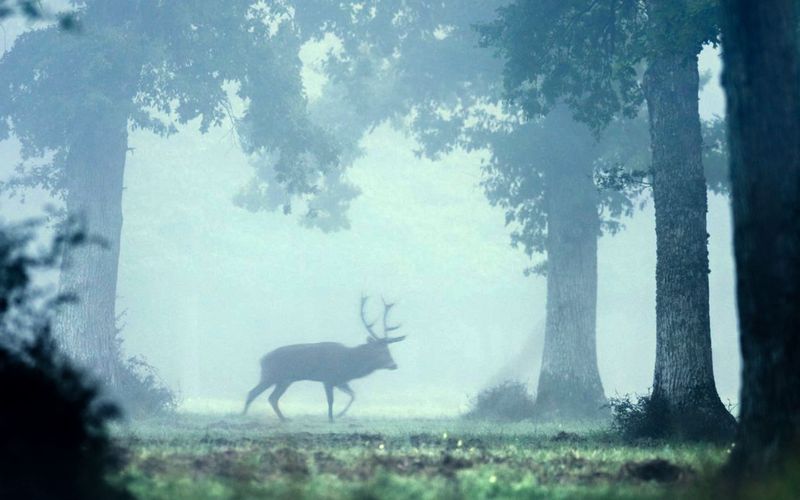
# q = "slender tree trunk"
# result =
<box><xmin>533</xmin><ymin>110</ymin><xmax>607</xmax><ymax>420</ymax></box>
<box><xmin>56</xmin><ymin>110</ymin><xmax>129</xmax><ymax>388</ymax></box>
<box><xmin>720</xmin><ymin>0</ymin><xmax>800</xmax><ymax>477</ymax></box>
<box><xmin>642</xmin><ymin>14</ymin><xmax>735</xmax><ymax>437</ymax></box>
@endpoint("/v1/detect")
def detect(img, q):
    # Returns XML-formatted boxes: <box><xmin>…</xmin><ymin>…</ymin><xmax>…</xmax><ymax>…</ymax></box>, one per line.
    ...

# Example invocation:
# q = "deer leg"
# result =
<box><xmin>335</xmin><ymin>383</ymin><xmax>355</xmax><ymax>418</ymax></box>
<box><xmin>242</xmin><ymin>379</ymin><xmax>273</xmax><ymax>415</ymax></box>
<box><xmin>268</xmin><ymin>381</ymin><xmax>291</xmax><ymax>421</ymax></box>
<box><xmin>324</xmin><ymin>383</ymin><xmax>335</xmax><ymax>423</ymax></box>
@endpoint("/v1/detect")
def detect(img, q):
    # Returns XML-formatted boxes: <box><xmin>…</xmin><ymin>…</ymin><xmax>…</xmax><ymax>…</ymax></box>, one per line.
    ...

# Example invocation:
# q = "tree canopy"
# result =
<box><xmin>0</xmin><ymin>0</ymin><xmax>346</xmax><ymax>225</ymax></box>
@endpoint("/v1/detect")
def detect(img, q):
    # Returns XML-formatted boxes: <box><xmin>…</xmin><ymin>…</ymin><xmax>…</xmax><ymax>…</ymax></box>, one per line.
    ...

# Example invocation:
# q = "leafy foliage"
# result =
<box><xmin>0</xmin><ymin>218</ymin><xmax>177</xmax><ymax>416</ymax></box>
<box><xmin>0</xmin><ymin>0</ymin><xmax>77</xmax><ymax>29</ymax></box>
<box><xmin>0</xmin><ymin>330</ymin><xmax>127</xmax><ymax>499</ymax></box>
<box><xmin>478</xmin><ymin>0</ymin><xmax>647</xmax><ymax>131</ymax></box>
<box><xmin>291</xmin><ymin>2</ymin><xmax>650</xmax><ymax>270</ymax></box>
<box><xmin>0</xmin><ymin>220</ymin><xmax>126</xmax><ymax>499</ymax></box>
<box><xmin>114</xmin><ymin>352</ymin><xmax>178</xmax><ymax>418</ymax></box>
<box><xmin>295</xmin><ymin>1</ymin><xmax>728</xmax><ymax>267</ymax></box>
<box><xmin>609</xmin><ymin>393</ymin><xmax>671</xmax><ymax>441</ymax></box>
<box><xmin>465</xmin><ymin>380</ymin><xmax>537</xmax><ymax>421</ymax></box>
<box><xmin>0</xmin><ymin>0</ymin><xmax>352</xmax><ymax>228</ymax></box>
<box><xmin>609</xmin><ymin>392</ymin><xmax>736</xmax><ymax>442</ymax></box>
<box><xmin>0</xmin><ymin>217</ymin><xmax>86</xmax><ymax>334</ymax></box>
<box><xmin>702</xmin><ymin>117</ymin><xmax>730</xmax><ymax>194</ymax></box>
<box><xmin>474</xmin><ymin>0</ymin><xmax>729</xmax><ymax>262</ymax></box>
<box><xmin>479</xmin><ymin>0</ymin><xmax>720</xmax><ymax>131</ymax></box>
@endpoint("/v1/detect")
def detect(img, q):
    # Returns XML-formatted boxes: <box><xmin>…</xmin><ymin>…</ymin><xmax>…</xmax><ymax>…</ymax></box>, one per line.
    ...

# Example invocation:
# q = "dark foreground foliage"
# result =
<box><xmin>465</xmin><ymin>380</ymin><xmax>536</xmax><ymax>421</ymax></box>
<box><xmin>0</xmin><ymin>220</ymin><xmax>128</xmax><ymax>499</ymax></box>
<box><xmin>609</xmin><ymin>393</ymin><xmax>736</xmax><ymax>442</ymax></box>
<box><xmin>0</xmin><ymin>331</ymin><xmax>128</xmax><ymax>499</ymax></box>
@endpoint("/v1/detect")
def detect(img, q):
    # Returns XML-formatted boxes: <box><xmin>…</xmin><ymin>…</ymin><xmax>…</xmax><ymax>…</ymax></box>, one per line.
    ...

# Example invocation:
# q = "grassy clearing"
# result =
<box><xmin>112</xmin><ymin>414</ymin><xmax>729</xmax><ymax>499</ymax></box>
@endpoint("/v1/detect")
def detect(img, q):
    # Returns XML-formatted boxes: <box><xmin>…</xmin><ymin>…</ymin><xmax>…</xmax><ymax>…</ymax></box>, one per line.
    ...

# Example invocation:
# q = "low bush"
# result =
<box><xmin>115</xmin><ymin>352</ymin><xmax>179</xmax><ymax>418</ymax></box>
<box><xmin>609</xmin><ymin>392</ymin><xmax>736</xmax><ymax>442</ymax></box>
<box><xmin>609</xmin><ymin>393</ymin><xmax>670</xmax><ymax>440</ymax></box>
<box><xmin>465</xmin><ymin>380</ymin><xmax>536</xmax><ymax>421</ymax></box>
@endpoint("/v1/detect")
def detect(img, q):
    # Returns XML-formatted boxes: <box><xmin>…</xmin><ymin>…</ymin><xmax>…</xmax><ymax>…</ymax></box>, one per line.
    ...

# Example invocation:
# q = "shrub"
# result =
<box><xmin>465</xmin><ymin>380</ymin><xmax>536</xmax><ymax>421</ymax></box>
<box><xmin>0</xmin><ymin>220</ymin><xmax>129</xmax><ymax>499</ymax></box>
<box><xmin>609</xmin><ymin>392</ymin><xmax>736</xmax><ymax>442</ymax></box>
<box><xmin>609</xmin><ymin>393</ymin><xmax>670</xmax><ymax>440</ymax></box>
<box><xmin>114</xmin><ymin>352</ymin><xmax>179</xmax><ymax>418</ymax></box>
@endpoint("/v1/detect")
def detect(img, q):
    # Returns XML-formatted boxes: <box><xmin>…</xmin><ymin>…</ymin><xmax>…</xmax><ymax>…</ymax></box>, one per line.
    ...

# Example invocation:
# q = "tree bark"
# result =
<box><xmin>720</xmin><ymin>0</ymin><xmax>800</xmax><ymax>477</ymax></box>
<box><xmin>56</xmin><ymin>110</ymin><xmax>129</xmax><ymax>388</ymax></box>
<box><xmin>642</xmin><ymin>31</ymin><xmax>735</xmax><ymax>438</ymax></box>
<box><xmin>533</xmin><ymin>110</ymin><xmax>607</xmax><ymax>420</ymax></box>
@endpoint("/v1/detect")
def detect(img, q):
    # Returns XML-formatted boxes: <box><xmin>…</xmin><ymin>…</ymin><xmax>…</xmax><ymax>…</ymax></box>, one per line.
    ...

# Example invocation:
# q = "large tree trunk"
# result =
<box><xmin>720</xmin><ymin>0</ymin><xmax>800</xmax><ymax>477</ymax></box>
<box><xmin>642</xmin><ymin>12</ymin><xmax>735</xmax><ymax>438</ymax></box>
<box><xmin>533</xmin><ymin>110</ymin><xmax>607</xmax><ymax>420</ymax></box>
<box><xmin>56</xmin><ymin>111</ymin><xmax>129</xmax><ymax>388</ymax></box>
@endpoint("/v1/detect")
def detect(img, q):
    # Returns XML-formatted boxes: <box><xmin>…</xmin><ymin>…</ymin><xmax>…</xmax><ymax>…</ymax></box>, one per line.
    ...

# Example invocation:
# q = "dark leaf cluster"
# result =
<box><xmin>0</xmin><ymin>0</ymin><xmax>78</xmax><ymax>30</ymax></box>
<box><xmin>609</xmin><ymin>392</ymin><xmax>736</xmax><ymax>442</ymax></box>
<box><xmin>114</xmin><ymin>353</ymin><xmax>178</xmax><ymax>418</ymax></box>
<box><xmin>0</xmin><ymin>220</ymin><xmax>126</xmax><ymax>499</ymax></box>
<box><xmin>0</xmin><ymin>217</ymin><xmax>89</xmax><ymax>335</ymax></box>
<box><xmin>0</xmin><ymin>329</ymin><xmax>127</xmax><ymax>499</ymax></box>
<box><xmin>479</xmin><ymin>0</ymin><xmax>721</xmax><ymax>132</ymax></box>
<box><xmin>479</xmin><ymin>0</ymin><xmax>647</xmax><ymax>131</ymax></box>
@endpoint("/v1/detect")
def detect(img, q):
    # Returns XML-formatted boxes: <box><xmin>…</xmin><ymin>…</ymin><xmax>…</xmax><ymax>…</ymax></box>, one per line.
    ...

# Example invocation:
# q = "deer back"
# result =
<box><xmin>262</xmin><ymin>341</ymin><xmax>392</xmax><ymax>384</ymax></box>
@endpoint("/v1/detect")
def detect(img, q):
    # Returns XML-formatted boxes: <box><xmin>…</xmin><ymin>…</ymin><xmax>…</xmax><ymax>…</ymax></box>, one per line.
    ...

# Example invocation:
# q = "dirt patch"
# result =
<box><xmin>439</xmin><ymin>453</ymin><xmax>474</xmax><ymax>477</ymax></box>
<box><xmin>312</xmin><ymin>451</ymin><xmax>348</xmax><ymax>476</ymax></box>
<box><xmin>362</xmin><ymin>451</ymin><xmax>474</xmax><ymax>479</ymax></box>
<box><xmin>550</xmin><ymin>431</ymin><xmax>583</xmax><ymax>442</ymax></box>
<box><xmin>205</xmin><ymin>420</ymin><xmax>264</xmax><ymax>431</ymax></box>
<box><xmin>260</xmin><ymin>447</ymin><xmax>310</xmax><ymax>476</ymax></box>
<box><xmin>621</xmin><ymin>459</ymin><xmax>692</xmax><ymax>482</ymax></box>
<box><xmin>270</xmin><ymin>432</ymin><xmax>384</xmax><ymax>449</ymax></box>
<box><xmin>407</xmin><ymin>433</ymin><xmax>486</xmax><ymax>452</ymax></box>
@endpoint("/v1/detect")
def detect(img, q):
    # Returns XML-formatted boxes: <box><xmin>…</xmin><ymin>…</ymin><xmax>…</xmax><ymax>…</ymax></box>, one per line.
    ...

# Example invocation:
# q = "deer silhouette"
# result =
<box><xmin>243</xmin><ymin>295</ymin><xmax>405</xmax><ymax>422</ymax></box>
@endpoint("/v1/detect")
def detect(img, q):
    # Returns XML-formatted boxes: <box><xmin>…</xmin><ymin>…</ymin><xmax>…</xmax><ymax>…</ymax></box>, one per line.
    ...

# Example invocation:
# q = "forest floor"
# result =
<box><xmin>112</xmin><ymin>414</ymin><xmax>729</xmax><ymax>499</ymax></box>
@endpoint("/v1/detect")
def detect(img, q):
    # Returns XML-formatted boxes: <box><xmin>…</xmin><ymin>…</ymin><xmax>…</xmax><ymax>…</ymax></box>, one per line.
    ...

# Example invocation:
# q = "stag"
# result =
<box><xmin>243</xmin><ymin>296</ymin><xmax>405</xmax><ymax>422</ymax></box>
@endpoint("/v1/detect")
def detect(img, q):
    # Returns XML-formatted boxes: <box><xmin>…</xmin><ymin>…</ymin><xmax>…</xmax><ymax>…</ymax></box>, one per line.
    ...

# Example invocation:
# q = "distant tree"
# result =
<box><xmin>643</xmin><ymin>0</ymin><xmax>734</xmax><ymax>439</ymax></box>
<box><xmin>720</xmin><ymin>0</ymin><xmax>800</xmax><ymax>478</ymax></box>
<box><xmin>292</xmin><ymin>1</ymin><xmax>655</xmax><ymax>420</ymax></box>
<box><xmin>482</xmin><ymin>0</ymin><xmax>735</xmax><ymax>437</ymax></box>
<box><xmin>485</xmin><ymin>110</ymin><xmax>654</xmax><ymax>419</ymax></box>
<box><xmin>0</xmin><ymin>1</ymin><xmax>343</xmax><ymax>389</ymax></box>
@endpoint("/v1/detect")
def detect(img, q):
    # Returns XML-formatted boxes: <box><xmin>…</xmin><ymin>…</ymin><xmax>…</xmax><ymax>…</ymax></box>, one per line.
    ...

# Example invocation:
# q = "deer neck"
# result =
<box><xmin>348</xmin><ymin>343</ymin><xmax>383</xmax><ymax>378</ymax></box>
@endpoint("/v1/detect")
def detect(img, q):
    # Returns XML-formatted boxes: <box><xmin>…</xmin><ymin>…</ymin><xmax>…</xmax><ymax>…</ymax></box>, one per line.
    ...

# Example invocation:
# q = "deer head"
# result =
<box><xmin>359</xmin><ymin>294</ymin><xmax>405</xmax><ymax>370</ymax></box>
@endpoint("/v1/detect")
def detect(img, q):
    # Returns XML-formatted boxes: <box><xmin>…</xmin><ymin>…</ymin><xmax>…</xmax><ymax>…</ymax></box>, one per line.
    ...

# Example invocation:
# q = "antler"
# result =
<box><xmin>381</xmin><ymin>296</ymin><xmax>402</xmax><ymax>335</ymax></box>
<box><xmin>360</xmin><ymin>295</ymin><xmax>405</xmax><ymax>343</ymax></box>
<box><xmin>360</xmin><ymin>295</ymin><xmax>379</xmax><ymax>340</ymax></box>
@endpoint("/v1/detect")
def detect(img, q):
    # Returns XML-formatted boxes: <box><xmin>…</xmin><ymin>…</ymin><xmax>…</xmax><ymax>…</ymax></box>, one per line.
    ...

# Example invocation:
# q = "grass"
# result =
<box><xmin>111</xmin><ymin>413</ymin><xmax>730</xmax><ymax>499</ymax></box>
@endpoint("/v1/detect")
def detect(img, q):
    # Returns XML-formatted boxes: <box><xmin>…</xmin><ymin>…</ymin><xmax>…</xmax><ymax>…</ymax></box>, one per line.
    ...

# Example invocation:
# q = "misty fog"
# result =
<box><xmin>0</xmin><ymin>30</ymin><xmax>738</xmax><ymax>417</ymax></box>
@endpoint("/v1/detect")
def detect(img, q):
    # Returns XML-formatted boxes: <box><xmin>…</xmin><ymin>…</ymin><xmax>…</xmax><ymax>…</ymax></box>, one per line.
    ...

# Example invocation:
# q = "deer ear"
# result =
<box><xmin>366</xmin><ymin>337</ymin><xmax>375</xmax><ymax>343</ymax></box>
<box><xmin>386</xmin><ymin>336</ymin><xmax>406</xmax><ymax>344</ymax></box>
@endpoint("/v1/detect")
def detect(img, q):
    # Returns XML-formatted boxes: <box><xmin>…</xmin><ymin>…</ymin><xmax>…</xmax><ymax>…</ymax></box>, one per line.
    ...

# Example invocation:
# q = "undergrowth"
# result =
<box><xmin>465</xmin><ymin>380</ymin><xmax>536</xmax><ymax>421</ymax></box>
